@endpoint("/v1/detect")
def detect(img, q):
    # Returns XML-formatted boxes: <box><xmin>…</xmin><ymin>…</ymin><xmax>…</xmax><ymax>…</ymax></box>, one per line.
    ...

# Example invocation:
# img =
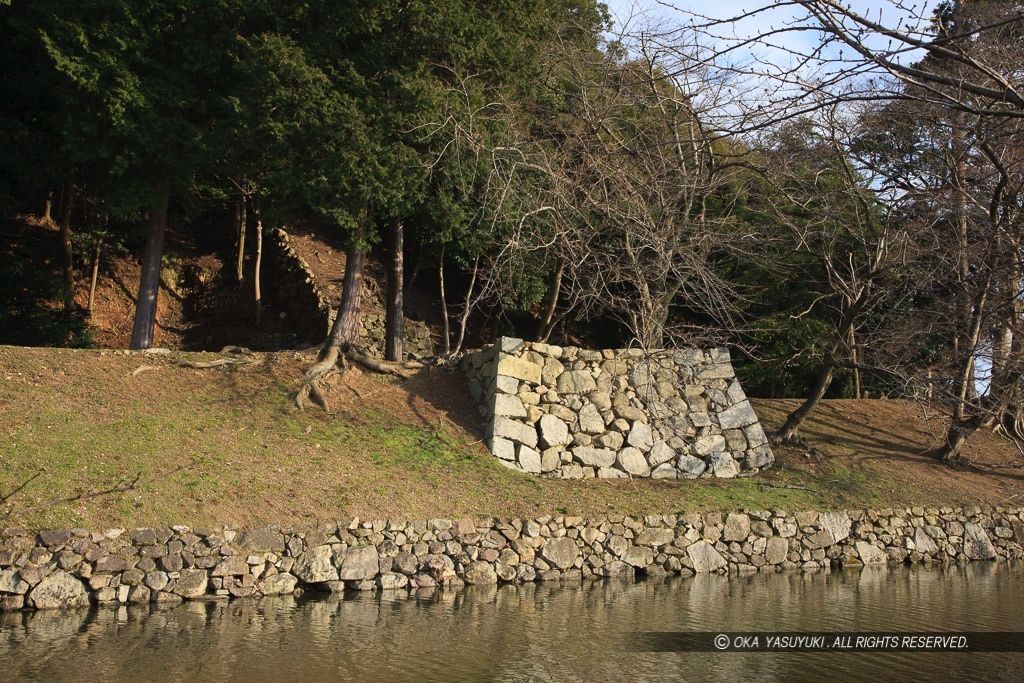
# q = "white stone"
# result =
<box><xmin>687</xmin><ymin>540</ymin><xmax>727</xmax><ymax>572</ymax></box>
<box><xmin>572</xmin><ymin>446</ymin><xmax>617</xmax><ymax>468</ymax></box>
<box><xmin>518</xmin><ymin>445</ymin><xmax>542</xmax><ymax>473</ymax></box>
<box><xmin>964</xmin><ymin>523</ymin><xmax>997</xmax><ymax>560</ymax></box>
<box><xmin>493</xmin><ymin>393</ymin><xmax>527</xmax><ymax>418</ymax></box>
<box><xmin>616</xmin><ymin>447</ymin><xmax>650</xmax><ymax>476</ymax></box>
<box><xmin>578</xmin><ymin>404</ymin><xmax>605</xmax><ymax>434</ymax></box>
<box><xmin>693</xmin><ymin>434</ymin><xmax>727</xmax><ymax>456</ymax></box>
<box><xmin>495</xmin><ymin>375</ymin><xmax>519</xmax><ymax>394</ymax></box>
<box><xmin>496</xmin><ymin>354</ymin><xmax>541</xmax><ymax>384</ymax></box>
<box><xmin>676</xmin><ymin>454</ymin><xmax>708</xmax><ymax>477</ymax></box>
<box><xmin>819</xmin><ymin>511</ymin><xmax>851</xmax><ymax>544</ymax></box>
<box><xmin>855</xmin><ymin>541</ymin><xmax>887</xmax><ymax>564</ymax></box>
<box><xmin>648</xmin><ymin>441</ymin><xmax>675</xmax><ymax>466</ymax></box>
<box><xmin>651</xmin><ymin>463</ymin><xmax>677</xmax><ymax>479</ymax></box>
<box><xmin>491</xmin><ymin>416</ymin><xmax>538</xmax><ymax>448</ymax></box>
<box><xmin>626</xmin><ymin>421</ymin><xmax>654</xmax><ymax>451</ymax></box>
<box><xmin>717</xmin><ymin>400</ymin><xmax>759</xmax><ymax>429</ymax></box>
<box><xmin>538</xmin><ymin>415</ymin><xmax>572</xmax><ymax>449</ymax></box>
<box><xmin>490</xmin><ymin>436</ymin><xmax>516</xmax><ymax>461</ymax></box>
<box><xmin>598</xmin><ymin>467</ymin><xmax>629</xmax><ymax>479</ymax></box>
<box><xmin>557</xmin><ymin>371</ymin><xmax>597</xmax><ymax>394</ymax></box>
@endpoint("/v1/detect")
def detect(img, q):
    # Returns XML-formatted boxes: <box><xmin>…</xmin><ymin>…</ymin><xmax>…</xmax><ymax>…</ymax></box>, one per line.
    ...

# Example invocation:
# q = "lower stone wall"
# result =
<box><xmin>1</xmin><ymin>506</ymin><xmax>1020</xmax><ymax>611</ymax></box>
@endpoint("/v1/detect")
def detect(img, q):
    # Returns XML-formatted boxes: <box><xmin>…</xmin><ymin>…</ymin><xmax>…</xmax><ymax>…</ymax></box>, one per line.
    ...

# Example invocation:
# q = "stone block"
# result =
<box><xmin>717</xmin><ymin>400</ymin><xmax>759</xmax><ymax>429</ymax></box>
<box><xmin>490</xmin><ymin>416</ymin><xmax>538</xmax><ymax>448</ymax></box>
<box><xmin>556</xmin><ymin>371</ymin><xmax>596</xmax><ymax>394</ymax></box>
<box><xmin>494</xmin><ymin>394</ymin><xmax>527</xmax><ymax>418</ymax></box>
<box><xmin>626</xmin><ymin>421</ymin><xmax>654</xmax><ymax>451</ymax></box>
<box><xmin>517</xmin><ymin>446</ymin><xmax>542</xmax><ymax>474</ymax></box>
<box><xmin>709</xmin><ymin>452</ymin><xmax>740</xmax><ymax>478</ymax></box>
<box><xmin>616</xmin><ymin>447</ymin><xmax>650</xmax><ymax>476</ymax></box>
<box><xmin>496</xmin><ymin>354</ymin><xmax>541</xmax><ymax>384</ymax></box>
<box><xmin>490</xmin><ymin>436</ymin><xmax>516</xmax><ymax>461</ymax></box>
<box><xmin>538</xmin><ymin>415</ymin><xmax>572</xmax><ymax>449</ymax></box>
<box><xmin>572</xmin><ymin>446</ymin><xmax>617</xmax><ymax>468</ymax></box>
<box><xmin>676</xmin><ymin>454</ymin><xmax>708</xmax><ymax>478</ymax></box>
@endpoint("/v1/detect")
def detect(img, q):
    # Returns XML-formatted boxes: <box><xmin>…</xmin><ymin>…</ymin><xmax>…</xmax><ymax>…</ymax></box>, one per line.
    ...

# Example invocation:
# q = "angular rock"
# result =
<box><xmin>260</xmin><ymin>573</ymin><xmax>299</xmax><ymax>595</ymax></box>
<box><xmin>211</xmin><ymin>556</ymin><xmax>250</xmax><ymax>577</ymax></box>
<box><xmin>0</xmin><ymin>569</ymin><xmax>29</xmax><ymax>595</ymax></box>
<box><xmin>573</xmin><ymin>446</ymin><xmax>616</xmax><ymax>468</ymax></box>
<box><xmin>595</xmin><ymin>432</ymin><xmax>624</xmax><ymax>450</ymax></box>
<box><xmin>626</xmin><ymin>422</ymin><xmax>654</xmax><ymax>451</ymax></box>
<box><xmin>540</xmin><ymin>537</ymin><xmax>580</xmax><ymax>570</ymax></box>
<box><xmin>651</xmin><ymin>463</ymin><xmax>677</xmax><ymax>479</ymax></box>
<box><xmin>635</xmin><ymin>528</ymin><xmax>675</xmax><ymax>547</ymax></box>
<box><xmin>648</xmin><ymin>441</ymin><xmax>675</xmax><ymax>467</ymax></box>
<box><xmin>745</xmin><ymin>444</ymin><xmax>774</xmax><ymax>469</ymax></box>
<box><xmin>517</xmin><ymin>446</ymin><xmax>542</xmax><ymax>474</ymax></box>
<box><xmin>616</xmin><ymin>447</ymin><xmax>650</xmax><ymax>476</ymax></box>
<box><xmin>744</xmin><ymin>423</ymin><xmax>769</xmax><ymax>448</ymax></box>
<box><xmin>913</xmin><ymin>528</ymin><xmax>939</xmax><ymax>555</ymax></box>
<box><xmin>491</xmin><ymin>436</ymin><xmax>516</xmax><ymax>461</ymax></box>
<box><xmin>622</xmin><ymin>546</ymin><xmax>654</xmax><ymax>568</ymax></box>
<box><xmin>496</xmin><ymin>354</ymin><xmax>541</xmax><ymax>384</ymax></box>
<box><xmin>687</xmin><ymin>540</ymin><xmax>727</xmax><ymax>572</ymax></box>
<box><xmin>819</xmin><ymin>511</ymin><xmax>851</xmax><ymax>544</ymax></box>
<box><xmin>696</xmin><ymin>362</ymin><xmax>734</xmax><ymax>380</ymax></box>
<box><xmin>709</xmin><ymin>452</ymin><xmax>740</xmax><ymax>478</ymax></box>
<box><xmin>598</xmin><ymin>467</ymin><xmax>629</xmax><ymax>479</ymax></box>
<box><xmin>490</xmin><ymin>416</ymin><xmax>538</xmax><ymax>448</ymax></box>
<box><xmin>27</xmin><ymin>572</ymin><xmax>89</xmax><ymax>609</ymax></box>
<box><xmin>723</xmin><ymin>513</ymin><xmax>751</xmax><ymax>542</ymax></box>
<box><xmin>337</xmin><ymin>545</ymin><xmax>380</xmax><ymax>581</ymax></box>
<box><xmin>765</xmin><ymin>537</ymin><xmax>789</xmax><ymax>565</ymax></box>
<box><xmin>493</xmin><ymin>394</ymin><xmax>527</xmax><ymax>418</ymax></box>
<box><xmin>578</xmin><ymin>405</ymin><xmax>606</xmax><ymax>435</ymax></box>
<box><xmin>693</xmin><ymin>434</ymin><xmax>726</xmax><ymax>456</ymax></box>
<box><xmin>541</xmin><ymin>358</ymin><xmax>565</xmax><ymax>385</ymax></box>
<box><xmin>676</xmin><ymin>454</ymin><xmax>708</xmax><ymax>478</ymax></box>
<box><xmin>717</xmin><ymin>400</ymin><xmax>759</xmax><ymax>429</ymax></box>
<box><xmin>856</xmin><ymin>541</ymin><xmax>888</xmax><ymax>564</ymax></box>
<box><xmin>557</xmin><ymin>371</ymin><xmax>596</xmax><ymax>394</ymax></box>
<box><xmin>963</xmin><ymin>523</ymin><xmax>996</xmax><ymax>560</ymax></box>
<box><xmin>293</xmin><ymin>546</ymin><xmax>339</xmax><ymax>583</ymax></box>
<box><xmin>538</xmin><ymin>415</ymin><xmax>572</xmax><ymax>449</ymax></box>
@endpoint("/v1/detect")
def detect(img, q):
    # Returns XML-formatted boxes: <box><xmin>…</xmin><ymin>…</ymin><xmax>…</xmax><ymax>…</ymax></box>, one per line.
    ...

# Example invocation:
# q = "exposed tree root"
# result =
<box><xmin>296</xmin><ymin>343</ymin><xmax>417</xmax><ymax>412</ymax></box>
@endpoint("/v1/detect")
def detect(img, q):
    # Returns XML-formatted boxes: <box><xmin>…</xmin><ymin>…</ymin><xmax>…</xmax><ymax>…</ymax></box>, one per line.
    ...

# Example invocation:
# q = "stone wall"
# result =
<box><xmin>463</xmin><ymin>338</ymin><xmax>774</xmax><ymax>479</ymax></box>
<box><xmin>1</xmin><ymin>506</ymin><xmax>1020</xmax><ymax>611</ymax></box>
<box><xmin>266</xmin><ymin>228</ymin><xmax>436</xmax><ymax>360</ymax></box>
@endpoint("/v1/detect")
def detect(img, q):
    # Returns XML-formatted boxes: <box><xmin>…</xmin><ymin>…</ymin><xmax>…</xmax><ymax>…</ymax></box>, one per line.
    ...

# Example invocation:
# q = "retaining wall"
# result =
<box><xmin>463</xmin><ymin>338</ymin><xmax>774</xmax><ymax>479</ymax></box>
<box><xmin>1</xmin><ymin>506</ymin><xmax>1020</xmax><ymax>611</ymax></box>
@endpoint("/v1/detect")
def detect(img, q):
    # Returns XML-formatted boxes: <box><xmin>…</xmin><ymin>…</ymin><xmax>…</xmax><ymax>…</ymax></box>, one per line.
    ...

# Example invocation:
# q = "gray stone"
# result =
<box><xmin>0</xmin><ymin>569</ymin><xmax>29</xmax><ymax>595</ymax></box>
<box><xmin>573</xmin><ymin>446</ymin><xmax>616</xmax><ymax>468</ymax></box>
<box><xmin>144</xmin><ymin>571</ymin><xmax>169</xmax><ymax>592</ymax></box>
<box><xmin>635</xmin><ymin>528</ymin><xmax>675</xmax><ymax>547</ymax></box>
<box><xmin>337</xmin><ymin>545</ymin><xmax>380</xmax><ymax>581</ymax></box>
<box><xmin>651</xmin><ymin>463</ymin><xmax>677</xmax><ymax>479</ymax></box>
<box><xmin>717</xmin><ymin>400</ymin><xmax>759</xmax><ymax>429</ymax></box>
<box><xmin>765</xmin><ymin>537</ymin><xmax>789</xmax><ymax>565</ymax></box>
<box><xmin>491</xmin><ymin>416</ymin><xmax>538</xmax><ymax>448</ymax></box>
<box><xmin>696</xmin><ymin>363</ymin><xmax>734</xmax><ymax>380</ymax></box>
<box><xmin>498</xmin><ymin>337</ymin><xmax>525</xmax><ymax>354</ymax></box>
<box><xmin>616</xmin><ymin>447</ymin><xmax>650</xmax><ymax>476</ymax></box>
<box><xmin>578</xmin><ymin>405</ymin><xmax>606</xmax><ymax>435</ymax></box>
<box><xmin>173</xmin><ymin>570</ymin><xmax>209</xmax><ymax>598</ymax></box>
<box><xmin>709</xmin><ymin>452</ymin><xmax>741</xmax><ymax>478</ymax></box>
<box><xmin>293</xmin><ymin>546</ymin><xmax>339</xmax><ymax>583</ymax></box>
<box><xmin>260</xmin><ymin>573</ymin><xmax>298</xmax><ymax>595</ymax></box>
<box><xmin>463</xmin><ymin>561</ymin><xmax>498</xmax><ymax>584</ymax></box>
<box><xmin>541</xmin><ymin>537</ymin><xmax>580</xmax><ymax>570</ymax></box>
<box><xmin>27</xmin><ymin>572</ymin><xmax>89</xmax><ymax>609</ymax></box>
<box><xmin>556</xmin><ymin>371</ymin><xmax>596</xmax><ymax>394</ymax></box>
<box><xmin>493</xmin><ymin>394</ymin><xmax>527</xmax><ymax>418</ymax></box>
<box><xmin>491</xmin><ymin>436</ymin><xmax>516</xmax><ymax>461</ymax></box>
<box><xmin>495</xmin><ymin>375</ymin><xmax>519</xmax><ymax>394</ymax></box>
<box><xmin>648</xmin><ymin>441</ymin><xmax>675</xmax><ymax>467</ymax></box>
<box><xmin>232</xmin><ymin>526</ymin><xmax>286</xmax><ymax>553</ymax></box>
<box><xmin>211</xmin><ymin>556</ymin><xmax>249</xmax><ymax>577</ymax></box>
<box><xmin>496</xmin><ymin>354</ymin><xmax>541</xmax><ymax>384</ymax></box>
<box><xmin>376</xmin><ymin>573</ymin><xmax>409</xmax><ymax>590</ymax></box>
<box><xmin>626</xmin><ymin>421</ymin><xmax>654</xmax><ymax>451</ymax></box>
<box><xmin>540</xmin><ymin>448</ymin><xmax>560</xmax><ymax>473</ymax></box>
<box><xmin>676</xmin><ymin>454</ymin><xmax>708</xmax><ymax>477</ymax></box>
<box><xmin>693</xmin><ymin>434</ymin><xmax>727</xmax><ymax>456</ymax></box>
<box><xmin>595</xmin><ymin>431</ymin><xmax>624</xmax><ymax>450</ymax></box>
<box><xmin>745</xmin><ymin>445</ymin><xmax>774</xmax><ymax>469</ymax></box>
<box><xmin>674</xmin><ymin>348</ymin><xmax>704</xmax><ymax>366</ymax></box>
<box><xmin>913</xmin><ymin>527</ymin><xmax>939</xmax><ymax>554</ymax></box>
<box><xmin>744</xmin><ymin>423</ymin><xmax>769</xmax><ymax>448</ymax></box>
<box><xmin>687</xmin><ymin>540</ymin><xmax>727</xmax><ymax>572</ymax></box>
<box><xmin>541</xmin><ymin>358</ymin><xmax>565</xmax><ymax>385</ymax></box>
<box><xmin>856</xmin><ymin>542</ymin><xmax>888</xmax><ymax>564</ymax></box>
<box><xmin>596</xmin><ymin>467</ymin><xmax>627</xmax><ymax>478</ymax></box>
<box><xmin>963</xmin><ymin>523</ymin><xmax>996</xmax><ymax>560</ymax></box>
<box><xmin>819</xmin><ymin>511</ymin><xmax>851</xmax><ymax>544</ymax></box>
<box><xmin>538</xmin><ymin>415</ymin><xmax>572</xmax><ymax>449</ymax></box>
<box><xmin>612</xmin><ymin>403</ymin><xmax>647</xmax><ymax>422</ymax></box>
<box><xmin>517</xmin><ymin>446</ymin><xmax>542</xmax><ymax>473</ymax></box>
<box><xmin>622</xmin><ymin>546</ymin><xmax>654</xmax><ymax>568</ymax></box>
<box><xmin>723</xmin><ymin>513</ymin><xmax>751</xmax><ymax>542</ymax></box>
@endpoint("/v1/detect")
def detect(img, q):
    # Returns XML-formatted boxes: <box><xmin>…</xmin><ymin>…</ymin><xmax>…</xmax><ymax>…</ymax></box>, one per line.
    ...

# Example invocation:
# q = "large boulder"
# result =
<box><xmin>235</xmin><ymin>526</ymin><xmax>286</xmax><ymax>553</ymax></box>
<box><xmin>687</xmin><ymin>541</ymin><xmax>727</xmax><ymax>572</ymax></box>
<box><xmin>293</xmin><ymin>545</ymin><xmax>339</xmax><ymax>583</ymax></box>
<box><xmin>27</xmin><ymin>571</ymin><xmax>89</xmax><ymax>609</ymax></box>
<box><xmin>540</xmin><ymin>537</ymin><xmax>580</xmax><ymax>570</ymax></box>
<box><xmin>963</xmin><ymin>523</ymin><xmax>997</xmax><ymax>560</ymax></box>
<box><xmin>173</xmin><ymin>569</ymin><xmax>209</xmax><ymax>598</ymax></box>
<box><xmin>538</xmin><ymin>415</ymin><xmax>572</xmax><ymax>449</ymax></box>
<box><xmin>336</xmin><ymin>545</ymin><xmax>380</xmax><ymax>581</ymax></box>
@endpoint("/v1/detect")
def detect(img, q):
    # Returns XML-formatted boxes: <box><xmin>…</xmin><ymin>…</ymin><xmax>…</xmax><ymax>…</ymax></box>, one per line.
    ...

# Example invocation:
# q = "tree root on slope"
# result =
<box><xmin>296</xmin><ymin>344</ymin><xmax>421</xmax><ymax>412</ymax></box>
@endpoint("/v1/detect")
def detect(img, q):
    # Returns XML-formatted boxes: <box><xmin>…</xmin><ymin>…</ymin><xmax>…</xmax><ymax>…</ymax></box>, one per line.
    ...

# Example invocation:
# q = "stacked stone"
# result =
<box><xmin>269</xmin><ymin>228</ymin><xmax>437</xmax><ymax>360</ymax></box>
<box><xmin>464</xmin><ymin>337</ymin><xmax>773</xmax><ymax>479</ymax></box>
<box><xmin>2</xmin><ymin>506</ymin><xmax>1019</xmax><ymax>611</ymax></box>
<box><xmin>359</xmin><ymin>315</ymin><xmax>436</xmax><ymax>361</ymax></box>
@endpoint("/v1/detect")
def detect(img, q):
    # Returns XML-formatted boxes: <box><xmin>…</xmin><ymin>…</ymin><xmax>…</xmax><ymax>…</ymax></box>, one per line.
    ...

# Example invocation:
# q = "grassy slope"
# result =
<box><xmin>1</xmin><ymin>346</ymin><xmax>1020</xmax><ymax>532</ymax></box>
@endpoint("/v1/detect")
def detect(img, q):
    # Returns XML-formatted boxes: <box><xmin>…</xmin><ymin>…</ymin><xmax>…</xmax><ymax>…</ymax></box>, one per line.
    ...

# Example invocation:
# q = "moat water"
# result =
<box><xmin>1</xmin><ymin>563</ymin><xmax>1022</xmax><ymax>681</ymax></box>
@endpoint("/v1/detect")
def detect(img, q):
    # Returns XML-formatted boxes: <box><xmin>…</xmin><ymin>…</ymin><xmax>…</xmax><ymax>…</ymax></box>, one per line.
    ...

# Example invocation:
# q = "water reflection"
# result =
<box><xmin>1</xmin><ymin>564</ymin><xmax>1022</xmax><ymax>682</ymax></box>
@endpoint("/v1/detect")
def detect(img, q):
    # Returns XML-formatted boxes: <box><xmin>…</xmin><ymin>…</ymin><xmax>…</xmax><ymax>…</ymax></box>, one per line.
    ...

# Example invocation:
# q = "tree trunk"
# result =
<box><xmin>236</xmin><ymin>197</ymin><xmax>247</xmax><ymax>284</ymax></box>
<box><xmin>775</xmin><ymin>360</ymin><xmax>836</xmax><ymax>443</ymax></box>
<box><xmin>322</xmin><ymin>222</ymin><xmax>366</xmax><ymax>359</ymax></box>
<box><xmin>87</xmin><ymin>237</ymin><xmax>102</xmax><ymax>320</ymax></box>
<box><xmin>926</xmin><ymin>414</ymin><xmax>984</xmax><ymax>463</ymax></box>
<box><xmin>43</xmin><ymin>190</ymin><xmax>53</xmax><ymax>224</ymax></box>
<box><xmin>537</xmin><ymin>257</ymin><xmax>565</xmax><ymax>343</ymax></box>
<box><xmin>254</xmin><ymin>202</ymin><xmax>263</xmax><ymax>325</ymax></box>
<box><xmin>58</xmin><ymin>175</ymin><xmax>75</xmax><ymax>293</ymax></box>
<box><xmin>384</xmin><ymin>218</ymin><xmax>404</xmax><ymax>362</ymax></box>
<box><xmin>129</xmin><ymin>180</ymin><xmax>170</xmax><ymax>350</ymax></box>
<box><xmin>451</xmin><ymin>255</ymin><xmax>479</xmax><ymax>357</ymax></box>
<box><xmin>849</xmin><ymin>326</ymin><xmax>861</xmax><ymax>399</ymax></box>
<box><xmin>439</xmin><ymin>247</ymin><xmax>450</xmax><ymax>357</ymax></box>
